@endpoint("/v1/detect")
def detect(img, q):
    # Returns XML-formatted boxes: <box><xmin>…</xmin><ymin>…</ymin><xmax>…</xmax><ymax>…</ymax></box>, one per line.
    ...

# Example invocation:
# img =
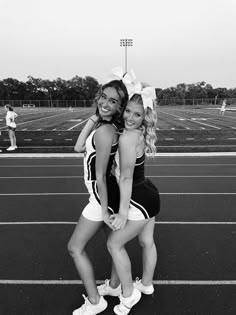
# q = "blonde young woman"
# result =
<box><xmin>68</xmin><ymin>78</ymin><xmax>129</xmax><ymax>315</ymax></box>
<box><xmin>98</xmin><ymin>84</ymin><xmax>160</xmax><ymax>315</ymax></box>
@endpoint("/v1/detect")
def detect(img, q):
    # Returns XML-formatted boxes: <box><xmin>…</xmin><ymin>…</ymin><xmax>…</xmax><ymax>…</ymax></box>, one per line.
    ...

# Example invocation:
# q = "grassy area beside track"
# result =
<box><xmin>0</xmin><ymin>129</ymin><xmax>236</xmax><ymax>153</ymax></box>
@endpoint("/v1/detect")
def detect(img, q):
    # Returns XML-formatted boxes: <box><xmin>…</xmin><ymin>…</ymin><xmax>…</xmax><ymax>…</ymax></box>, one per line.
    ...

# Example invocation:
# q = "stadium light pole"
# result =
<box><xmin>120</xmin><ymin>39</ymin><xmax>133</xmax><ymax>73</ymax></box>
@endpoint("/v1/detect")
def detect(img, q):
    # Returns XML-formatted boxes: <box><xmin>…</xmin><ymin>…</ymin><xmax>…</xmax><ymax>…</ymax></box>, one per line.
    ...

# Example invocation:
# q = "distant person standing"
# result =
<box><xmin>220</xmin><ymin>99</ymin><xmax>227</xmax><ymax>116</ymax></box>
<box><xmin>5</xmin><ymin>104</ymin><xmax>18</xmax><ymax>151</ymax></box>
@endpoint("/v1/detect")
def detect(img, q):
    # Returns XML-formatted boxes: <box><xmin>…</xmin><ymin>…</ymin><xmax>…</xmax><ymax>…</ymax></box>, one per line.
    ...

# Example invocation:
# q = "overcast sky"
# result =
<box><xmin>1</xmin><ymin>0</ymin><xmax>236</xmax><ymax>89</ymax></box>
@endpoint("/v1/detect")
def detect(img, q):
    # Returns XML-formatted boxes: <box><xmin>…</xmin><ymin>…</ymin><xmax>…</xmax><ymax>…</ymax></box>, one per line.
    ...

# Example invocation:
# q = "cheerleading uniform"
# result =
<box><xmin>82</xmin><ymin>124</ymin><xmax>119</xmax><ymax>221</ymax></box>
<box><xmin>114</xmin><ymin>152</ymin><xmax>160</xmax><ymax>220</ymax></box>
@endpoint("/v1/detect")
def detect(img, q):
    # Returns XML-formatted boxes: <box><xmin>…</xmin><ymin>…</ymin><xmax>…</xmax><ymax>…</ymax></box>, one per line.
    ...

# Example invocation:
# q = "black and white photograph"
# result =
<box><xmin>0</xmin><ymin>0</ymin><xmax>236</xmax><ymax>314</ymax></box>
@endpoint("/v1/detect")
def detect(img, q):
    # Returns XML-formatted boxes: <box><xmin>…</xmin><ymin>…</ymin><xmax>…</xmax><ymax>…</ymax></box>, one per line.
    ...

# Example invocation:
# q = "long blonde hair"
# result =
<box><xmin>129</xmin><ymin>94</ymin><xmax>157</xmax><ymax>155</ymax></box>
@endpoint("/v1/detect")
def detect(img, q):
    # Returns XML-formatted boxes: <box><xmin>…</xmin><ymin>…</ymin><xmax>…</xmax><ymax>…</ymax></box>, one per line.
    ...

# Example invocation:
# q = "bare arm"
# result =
<box><xmin>111</xmin><ymin>131</ymin><xmax>138</xmax><ymax>230</ymax></box>
<box><xmin>74</xmin><ymin>114</ymin><xmax>98</xmax><ymax>152</ymax></box>
<box><xmin>95</xmin><ymin>124</ymin><xmax>116</xmax><ymax>229</ymax></box>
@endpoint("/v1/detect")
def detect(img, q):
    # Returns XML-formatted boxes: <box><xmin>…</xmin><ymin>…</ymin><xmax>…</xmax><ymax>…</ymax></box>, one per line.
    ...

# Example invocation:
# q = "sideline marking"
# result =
<box><xmin>1</xmin><ymin>152</ymin><xmax>236</xmax><ymax>158</ymax></box>
<box><xmin>0</xmin><ymin>279</ymin><xmax>235</xmax><ymax>285</ymax></box>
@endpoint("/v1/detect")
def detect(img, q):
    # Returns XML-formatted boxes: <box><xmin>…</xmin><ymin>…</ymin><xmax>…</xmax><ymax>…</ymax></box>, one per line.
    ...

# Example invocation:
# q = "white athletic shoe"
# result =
<box><xmin>14</xmin><ymin>145</ymin><xmax>18</xmax><ymax>149</ymax></box>
<box><xmin>6</xmin><ymin>146</ymin><xmax>15</xmax><ymax>151</ymax></box>
<box><xmin>73</xmin><ymin>295</ymin><xmax>107</xmax><ymax>315</ymax></box>
<box><xmin>133</xmin><ymin>278</ymin><xmax>154</xmax><ymax>295</ymax></box>
<box><xmin>114</xmin><ymin>288</ymin><xmax>141</xmax><ymax>315</ymax></box>
<box><xmin>97</xmin><ymin>279</ymin><xmax>121</xmax><ymax>297</ymax></box>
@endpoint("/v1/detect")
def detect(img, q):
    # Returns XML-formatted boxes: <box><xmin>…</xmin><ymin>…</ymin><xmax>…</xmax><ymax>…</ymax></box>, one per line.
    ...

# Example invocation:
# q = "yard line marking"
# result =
<box><xmin>0</xmin><ymin>111</ymin><xmax>77</xmax><ymax>130</ymax></box>
<box><xmin>67</xmin><ymin>118</ymin><xmax>88</xmax><ymax>131</ymax></box>
<box><xmin>0</xmin><ymin>280</ymin><xmax>235</xmax><ymax>285</ymax></box>
<box><xmin>160</xmin><ymin>110</ymin><xmax>221</xmax><ymax>129</ymax></box>
<box><xmin>0</xmin><ymin>193</ymin><xmax>236</xmax><ymax>196</ymax></box>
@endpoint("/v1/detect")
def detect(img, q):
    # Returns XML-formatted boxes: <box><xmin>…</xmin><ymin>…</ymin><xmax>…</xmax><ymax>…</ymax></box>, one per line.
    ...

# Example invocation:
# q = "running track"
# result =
<box><xmin>0</xmin><ymin>153</ymin><xmax>236</xmax><ymax>315</ymax></box>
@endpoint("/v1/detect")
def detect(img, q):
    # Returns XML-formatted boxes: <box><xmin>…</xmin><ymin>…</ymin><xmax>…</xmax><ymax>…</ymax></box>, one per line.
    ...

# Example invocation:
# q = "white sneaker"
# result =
<box><xmin>114</xmin><ymin>288</ymin><xmax>141</xmax><ymax>315</ymax></box>
<box><xmin>97</xmin><ymin>279</ymin><xmax>121</xmax><ymax>297</ymax></box>
<box><xmin>14</xmin><ymin>145</ymin><xmax>18</xmax><ymax>149</ymax></box>
<box><xmin>73</xmin><ymin>295</ymin><xmax>107</xmax><ymax>315</ymax></box>
<box><xmin>133</xmin><ymin>278</ymin><xmax>154</xmax><ymax>295</ymax></box>
<box><xmin>6</xmin><ymin>146</ymin><xmax>15</xmax><ymax>151</ymax></box>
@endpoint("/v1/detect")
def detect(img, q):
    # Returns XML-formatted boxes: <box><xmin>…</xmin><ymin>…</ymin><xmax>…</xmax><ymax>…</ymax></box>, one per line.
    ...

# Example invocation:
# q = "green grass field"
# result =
<box><xmin>0</xmin><ymin>105</ymin><xmax>236</xmax><ymax>153</ymax></box>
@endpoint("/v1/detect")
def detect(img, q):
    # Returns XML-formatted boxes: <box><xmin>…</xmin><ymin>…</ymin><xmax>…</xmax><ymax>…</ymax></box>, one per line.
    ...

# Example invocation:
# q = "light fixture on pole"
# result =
<box><xmin>120</xmin><ymin>39</ymin><xmax>133</xmax><ymax>73</ymax></box>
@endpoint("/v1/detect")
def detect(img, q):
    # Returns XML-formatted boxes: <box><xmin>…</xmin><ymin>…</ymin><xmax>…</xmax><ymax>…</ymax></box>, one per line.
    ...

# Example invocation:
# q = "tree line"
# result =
<box><xmin>0</xmin><ymin>76</ymin><xmax>236</xmax><ymax>106</ymax></box>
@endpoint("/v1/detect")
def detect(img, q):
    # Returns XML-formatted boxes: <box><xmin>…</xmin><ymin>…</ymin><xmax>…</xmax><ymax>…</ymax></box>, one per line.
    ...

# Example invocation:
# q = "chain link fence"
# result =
<box><xmin>0</xmin><ymin>100</ymin><xmax>94</xmax><ymax>107</ymax></box>
<box><xmin>1</xmin><ymin>98</ymin><xmax>236</xmax><ymax>107</ymax></box>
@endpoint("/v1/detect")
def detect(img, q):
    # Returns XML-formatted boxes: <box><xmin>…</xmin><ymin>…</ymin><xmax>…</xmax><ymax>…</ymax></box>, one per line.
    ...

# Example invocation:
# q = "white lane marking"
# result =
<box><xmin>0</xmin><ymin>175</ymin><xmax>235</xmax><ymax>179</ymax></box>
<box><xmin>0</xmin><ymin>163</ymin><xmax>236</xmax><ymax>169</ymax></box>
<box><xmin>0</xmin><ymin>280</ymin><xmax>235</xmax><ymax>285</ymax></box>
<box><xmin>0</xmin><ymin>193</ymin><xmax>236</xmax><ymax>196</ymax></box>
<box><xmin>0</xmin><ymin>221</ymin><xmax>236</xmax><ymax>225</ymax></box>
<box><xmin>0</xmin><ymin>152</ymin><xmax>236</xmax><ymax>158</ymax></box>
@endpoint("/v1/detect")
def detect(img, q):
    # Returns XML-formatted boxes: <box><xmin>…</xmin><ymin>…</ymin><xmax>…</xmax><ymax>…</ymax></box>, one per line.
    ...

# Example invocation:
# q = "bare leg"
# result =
<box><xmin>12</xmin><ymin>131</ymin><xmax>17</xmax><ymax>147</ymax></box>
<box><xmin>107</xmin><ymin>219</ymin><xmax>149</xmax><ymax>297</ymax></box>
<box><xmin>68</xmin><ymin>215</ymin><xmax>103</xmax><ymax>304</ymax></box>
<box><xmin>8</xmin><ymin>129</ymin><xmax>14</xmax><ymax>147</ymax></box>
<box><xmin>102</xmin><ymin>225</ymin><xmax>120</xmax><ymax>288</ymax></box>
<box><xmin>138</xmin><ymin>217</ymin><xmax>157</xmax><ymax>286</ymax></box>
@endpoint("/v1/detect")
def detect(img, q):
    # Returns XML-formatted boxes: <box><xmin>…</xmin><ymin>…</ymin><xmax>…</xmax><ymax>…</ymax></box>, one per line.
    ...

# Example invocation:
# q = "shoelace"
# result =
<box><xmin>117</xmin><ymin>300</ymin><xmax>131</xmax><ymax>315</ymax></box>
<box><xmin>103</xmin><ymin>279</ymin><xmax>110</xmax><ymax>288</ymax></box>
<box><xmin>135</xmin><ymin>277</ymin><xmax>141</xmax><ymax>284</ymax></box>
<box><xmin>80</xmin><ymin>294</ymin><xmax>90</xmax><ymax>311</ymax></box>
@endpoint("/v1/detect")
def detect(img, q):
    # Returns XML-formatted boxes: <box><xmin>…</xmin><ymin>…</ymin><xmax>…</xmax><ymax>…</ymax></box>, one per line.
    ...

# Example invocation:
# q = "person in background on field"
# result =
<box><xmin>98</xmin><ymin>82</ymin><xmax>160</xmax><ymax>315</ymax></box>
<box><xmin>68</xmin><ymin>72</ymin><xmax>130</xmax><ymax>315</ymax></box>
<box><xmin>220</xmin><ymin>99</ymin><xmax>227</xmax><ymax>116</ymax></box>
<box><xmin>5</xmin><ymin>104</ymin><xmax>18</xmax><ymax>151</ymax></box>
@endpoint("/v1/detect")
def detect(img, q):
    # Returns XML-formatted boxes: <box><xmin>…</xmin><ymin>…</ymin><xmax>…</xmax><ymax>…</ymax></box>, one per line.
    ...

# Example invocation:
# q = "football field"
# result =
<box><xmin>0</xmin><ymin>105</ymin><xmax>236</xmax><ymax>153</ymax></box>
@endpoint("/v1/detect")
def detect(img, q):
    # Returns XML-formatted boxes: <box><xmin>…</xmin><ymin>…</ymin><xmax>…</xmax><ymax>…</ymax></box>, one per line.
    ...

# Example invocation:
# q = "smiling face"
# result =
<box><xmin>97</xmin><ymin>87</ymin><xmax>121</xmax><ymax>120</ymax></box>
<box><xmin>123</xmin><ymin>100</ymin><xmax>145</xmax><ymax>130</ymax></box>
